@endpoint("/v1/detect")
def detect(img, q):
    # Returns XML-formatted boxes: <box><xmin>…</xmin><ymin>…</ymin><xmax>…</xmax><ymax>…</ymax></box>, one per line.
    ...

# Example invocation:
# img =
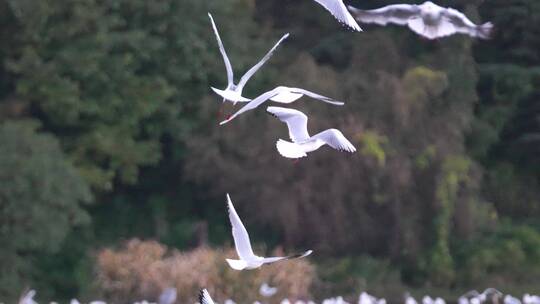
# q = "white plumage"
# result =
<box><xmin>219</xmin><ymin>86</ymin><xmax>344</xmax><ymax>124</ymax></box>
<box><xmin>348</xmin><ymin>2</ymin><xmax>493</xmax><ymax>40</ymax></box>
<box><xmin>312</xmin><ymin>0</ymin><xmax>362</xmax><ymax>31</ymax></box>
<box><xmin>260</xmin><ymin>282</ymin><xmax>278</xmax><ymax>297</ymax></box>
<box><xmin>226</xmin><ymin>194</ymin><xmax>312</xmax><ymax>270</ymax></box>
<box><xmin>267</xmin><ymin>106</ymin><xmax>356</xmax><ymax>159</ymax></box>
<box><xmin>208</xmin><ymin>13</ymin><xmax>289</xmax><ymax>104</ymax></box>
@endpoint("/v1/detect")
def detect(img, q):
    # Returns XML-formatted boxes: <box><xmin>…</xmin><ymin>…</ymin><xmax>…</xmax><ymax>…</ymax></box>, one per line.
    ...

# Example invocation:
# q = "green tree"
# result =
<box><xmin>0</xmin><ymin>120</ymin><xmax>91</xmax><ymax>301</ymax></box>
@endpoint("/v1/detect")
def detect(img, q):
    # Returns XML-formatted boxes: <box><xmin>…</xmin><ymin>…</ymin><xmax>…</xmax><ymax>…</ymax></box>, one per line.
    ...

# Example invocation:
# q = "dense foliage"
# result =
<box><xmin>0</xmin><ymin>0</ymin><xmax>539</xmax><ymax>302</ymax></box>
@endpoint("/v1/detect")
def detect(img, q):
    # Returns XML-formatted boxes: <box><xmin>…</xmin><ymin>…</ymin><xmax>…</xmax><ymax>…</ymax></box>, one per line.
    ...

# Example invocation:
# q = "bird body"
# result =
<box><xmin>348</xmin><ymin>1</ymin><xmax>493</xmax><ymax>39</ymax></box>
<box><xmin>225</xmin><ymin>194</ymin><xmax>312</xmax><ymax>270</ymax></box>
<box><xmin>219</xmin><ymin>86</ymin><xmax>343</xmax><ymax>125</ymax></box>
<box><xmin>208</xmin><ymin>13</ymin><xmax>289</xmax><ymax>104</ymax></box>
<box><xmin>267</xmin><ymin>106</ymin><xmax>356</xmax><ymax>158</ymax></box>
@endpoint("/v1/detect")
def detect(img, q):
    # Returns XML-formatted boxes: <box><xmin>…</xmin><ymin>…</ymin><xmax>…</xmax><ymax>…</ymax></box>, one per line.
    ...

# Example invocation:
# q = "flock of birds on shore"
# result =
<box><xmin>16</xmin><ymin>287</ymin><xmax>540</xmax><ymax>304</ymax></box>
<box><xmin>12</xmin><ymin>1</ymin><xmax>516</xmax><ymax>304</ymax></box>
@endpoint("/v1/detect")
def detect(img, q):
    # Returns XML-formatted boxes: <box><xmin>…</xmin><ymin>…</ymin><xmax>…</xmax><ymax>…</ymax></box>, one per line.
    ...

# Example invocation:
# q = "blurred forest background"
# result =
<box><xmin>1</xmin><ymin>0</ymin><xmax>540</xmax><ymax>302</ymax></box>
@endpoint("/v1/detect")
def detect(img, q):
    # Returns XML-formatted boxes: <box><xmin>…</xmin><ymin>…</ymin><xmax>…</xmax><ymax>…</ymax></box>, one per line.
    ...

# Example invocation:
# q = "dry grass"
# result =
<box><xmin>96</xmin><ymin>239</ymin><xmax>315</xmax><ymax>303</ymax></box>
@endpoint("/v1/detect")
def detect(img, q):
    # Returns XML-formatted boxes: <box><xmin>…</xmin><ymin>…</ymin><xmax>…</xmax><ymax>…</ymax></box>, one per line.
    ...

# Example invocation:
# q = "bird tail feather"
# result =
<box><xmin>276</xmin><ymin>139</ymin><xmax>307</xmax><ymax>159</ymax></box>
<box><xmin>226</xmin><ymin>259</ymin><xmax>248</xmax><ymax>270</ymax></box>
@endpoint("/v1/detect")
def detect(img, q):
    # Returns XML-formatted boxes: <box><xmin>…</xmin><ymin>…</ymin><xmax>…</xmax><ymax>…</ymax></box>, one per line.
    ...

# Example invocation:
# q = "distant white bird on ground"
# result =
<box><xmin>281</xmin><ymin>299</ymin><xmax>292</xmax><ymax>304</ymax></box>
<box><xmin>224</xmin><ymin>299</ymin><xmax>237</xmax><ymax>304</ymax></box>
<box><xmin>18</xmin><ymin>290</ymin><xmax>37</xmax><ymax>304</ymax></box>
<box><xmin>347</xmin><ymin>1</ymin><xmax>493</xmax><ymax>40</ymax></box>
<box><xmin>311</xmin><ymin>0</ymin><xmax>362</xmax><ymax>31</ymax></box>
<box><xmin>267</xmin><ymin>106</ymin><xmax>356</xmax><ymax>159</ymax></box>
<box><xmin>70</xmin><ymin>300</ymin><xmax>81</xmax><ymax>304</ymax></box>
<box><xmin>225</xmin><ymin>194</ymin><xmax>312</xmax><ymax>270</ymax></box>
<box><xmin>199</xmin><ymin>289</ymin><xmax>215</xmax><ymax>304</ymax></box>
<box><xmin>423</xmin><ymin>296</ymin><xmax>435</xmax><ymax>304</ymax></box>
<box><xmin>505</xmin><ymin>295</ymin><xmax>522</xmax><ymax>304</ymax></box>
<box><xmin>219</xmin><ymin>86</ymin><xmax>344</xmax><ymax>125</ymax></box>
<box><xmin>434</xmin><ymin>297</ymin><xmax>445</xmax><ymax>304</ymax></box>
<box><xmin>158</xmin><ymin>287</ymin><xmax>177</xmax><ymax>304</ymax></box>
<box><xmin>208</xmin><ymin>13</ymin><xmax>289</xmax><ymax>105</ymax></box>
<box><xmin>260</xmin><ymin>282</ymin><xmax>278</xmax><ymax>297</ymax></box>
<box><xmin>405</xmin><ymin>294</ymin><xmax>418</xmax><ymax>304</ymax></box>
<box><xmin>458</xmin><ymin>296</ymin><xmax>470</xmax><ymax>304</ymax></box>
<box><xmin>359</xmin><ymin>292</ymin><xmax>374</xmax><ymax>304</ymax></box>
<box><xmin>523</xmin><ymin>294</ymin><xmax>540</xmax><ymax>304</ymax></box>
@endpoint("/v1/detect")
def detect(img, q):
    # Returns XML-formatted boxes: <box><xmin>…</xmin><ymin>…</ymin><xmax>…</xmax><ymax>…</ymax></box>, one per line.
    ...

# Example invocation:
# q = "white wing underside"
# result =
<box><xmin>313</xmin><ymin>0</ymin><xmax>362</xmax><ymax>31</ymax></box>
<box><xmin>221</xmin><ymin>87</ymin><xmax>343</xmax><ymax>124</ymax></box>
<box><xmin>311</xmin><ymin>129</ymin><xmax>356</xmax><ymax>152</ymax></box>
<box><xmin>348</xmin><ymin>4</ymin><xmax>419</xmax><ymax>26</ymax></box>
<box><xmin>226</xmin><ymin>194</ymin><xmax>259</xmax><ymax>261</ymax></box>
<box><xmin>267</xmin><ymin>106</ymin><xmax>310</xmax><ymax>142</ymax></box>
<box><xmin>208</xmin><ymin>13</ymin><xmax>234</xmax><ymax>87</ymax></box>
<box><xmin>237</xmin><ymin>33</ymin><xmax>289</xmax><ymax>90</ymax></box>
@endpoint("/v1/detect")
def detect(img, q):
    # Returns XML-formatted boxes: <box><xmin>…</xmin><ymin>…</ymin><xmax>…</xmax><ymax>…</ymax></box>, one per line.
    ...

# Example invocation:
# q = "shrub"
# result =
<box><xmin>96</xmin><ymin>239</ymin><xmax>315</xmax><ymax>303</ymax></box>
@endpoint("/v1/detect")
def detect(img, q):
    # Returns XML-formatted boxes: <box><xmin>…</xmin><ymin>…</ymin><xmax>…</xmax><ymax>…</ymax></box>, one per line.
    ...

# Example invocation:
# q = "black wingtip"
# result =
<box><xmin>199</xmin><ymin>289</ymin><xmax>206</xmax><ymax>304</ymax></box>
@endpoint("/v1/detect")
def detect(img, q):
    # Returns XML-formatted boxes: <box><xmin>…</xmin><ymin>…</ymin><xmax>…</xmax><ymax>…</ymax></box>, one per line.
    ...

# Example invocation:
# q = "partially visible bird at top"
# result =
<box><xmin>208</xmin><ymin>13</ymin><xmax>289</xmax><ymax>106</ymax></box>
<box><xmin>259</xmin><ymin>282</ymin><xmax>278</xmax><ymax>297</ymax></box>
<box><xmin>225</xmin><ymin>193</ymin><xmax>312</xmax><ymax>270</ymax></box>
<box><xmin>347</xmin><ymin>1</ymin><xmax>493</xmax><ymax>40</ymax></box>
<box><xmin>266</xmin><ymin>106</ymin><xmax>356</xmax><ymax>159</ymax></box>
<box><xmin>219</xmin><ymin>86</ymin><xmax>344</xmax><ymax>125</ymax></box>
<box><xmin>311</xmin><ymin>0</ymin><xmax>362</xmax><ymax>31</ymax></box>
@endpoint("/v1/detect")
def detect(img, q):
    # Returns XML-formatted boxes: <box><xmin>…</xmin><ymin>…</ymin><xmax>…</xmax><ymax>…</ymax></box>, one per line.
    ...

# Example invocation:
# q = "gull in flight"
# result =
<box><xmin>347</xmin><ymin>1</ymin><xmax>493</xmax><ymax>40</ymax></box>
<box><xmin>219</xmin><ymin>86</ymin><xmax>344</xmax><ymax>125</ymax></box>
<box><xmin>260</xmin><ymin>282</ymin><xmax>278</xmax><ymax>297</ymax></box>
<box><xmin>267</xmin><ymin>106</ymin><xmax>356</xmax><ymax>159</ymax></box>
<box><xmin>208</xmin><ymin>13</ymin><xmax>289</xmax><ymax>105</ymax></box>
<box><xmin>311</xmin><ymin>0</ymin><xmax>362</xmax><ymax>31</ymax></box>
<box><xmin>225</xmin><ymin>193</ymin><xmax>312</xmax><ymax>270</ymax></box>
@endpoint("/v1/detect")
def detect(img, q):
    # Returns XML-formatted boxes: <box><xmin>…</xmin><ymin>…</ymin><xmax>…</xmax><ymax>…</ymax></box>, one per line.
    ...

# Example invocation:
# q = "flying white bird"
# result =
<box><xmin>225</xmin><ymin>193</ymin><xmax>312</xmax><ymax>270</ymax></box>
<box><xmin>208</xmin><ymin>13</ymin><xmax>289</xmax><ymax>105</ymax></box>
<box><xmin>311</xmin><ymin>0</ymin><xmax>362</xmax><ymax>31</ymax></box>
<box><xmin>347</xmin><ymin>1</ymin><xmax>493</xmax><ymax>40</ymax></box>
<box><xmin>266</xmin><ymin>106</ymin><xmax>356</xmax><ymax>159</ymax></box>
<box><xmin>260</xmin><ymin>283</ymin><xmax>278</xmax><ymax>297</ymax></box>
<box><xmin>219</xmin><ymin>86</ymin><xmax>344</xmax><ymax>125</ymax></box>
<box><xmin>199</xmin><ymin>289</ymin><xmax>215</xmax><ymax>304</ymax></box>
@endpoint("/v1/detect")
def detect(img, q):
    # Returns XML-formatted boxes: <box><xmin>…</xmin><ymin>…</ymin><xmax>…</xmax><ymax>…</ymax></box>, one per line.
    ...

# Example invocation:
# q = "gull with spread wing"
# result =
<box><xmin>219</xmin><ymin>86</ymin><xmax>344</xmax><ymax>125</ymax></box>
<box><xmin>311</xmin><ymin>0</ymin><xmax>362</xmax><ymax>31</ymax></box>
<box><xmin>208</xmin><ymin>13</ymin><xmax>289</xmax><ymax>105</ymax></box>
<box><xmin>348</xmin><ymin>1</ymin><xmax>493</xmax><ymax>40</ymax></box>
<box><xmin>267</xmin><ymin>106</ymin><xmax>356</xmax><ymax>159</ymax></box>
<box><xmin>226</xmin><ymin>193</ymin><xmax>312</xmax><ymax>270</ymax></box>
